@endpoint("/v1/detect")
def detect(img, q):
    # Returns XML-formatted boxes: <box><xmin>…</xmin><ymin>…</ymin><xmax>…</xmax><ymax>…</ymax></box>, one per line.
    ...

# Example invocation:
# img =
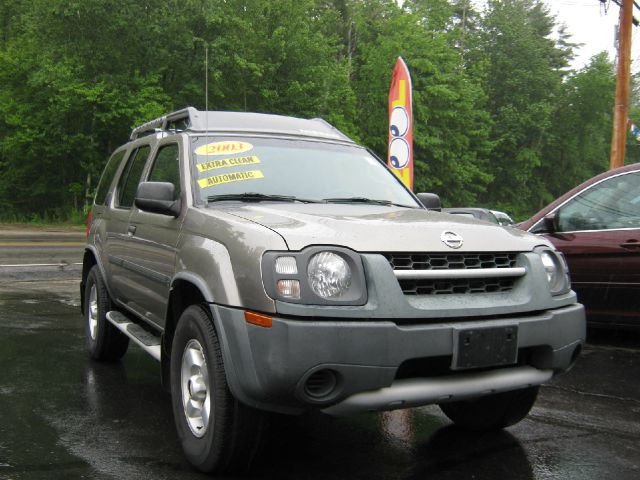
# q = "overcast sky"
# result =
<box><xmin>467</xmin><ymin>0</ymin><xmax>640</xmax><ymax>71</ymax></box>
<box><xmin>544</xmin><ymin>0</ymin><xmax>640</xmax><ymax>71</ymax></box>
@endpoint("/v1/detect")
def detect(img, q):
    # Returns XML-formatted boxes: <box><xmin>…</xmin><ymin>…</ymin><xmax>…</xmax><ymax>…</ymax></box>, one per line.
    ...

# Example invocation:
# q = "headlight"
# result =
<box><xmin>537</xmin><ymin>248</ymin><xmax>570</xmax><ymax>295</ymax></box>
<box><xmin>308</xmin><ymin>252</ymin><xmax>352</xmax><ymax>298</ymax></box>
<box><xmin>262</xmin><ymin>247</ymin><xmax>367</xmax><ymax>305</ymax></box>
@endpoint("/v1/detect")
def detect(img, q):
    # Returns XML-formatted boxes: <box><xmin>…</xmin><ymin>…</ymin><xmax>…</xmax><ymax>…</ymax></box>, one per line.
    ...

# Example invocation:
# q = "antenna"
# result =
<box><xmin>205</xmin><ymin>45</ymin><xmax>209</xmax><ymax>143</ymax></box>
<box><xmin>205</xmin><ymin>46</ymin><xmax>209</xmax><ymax>113</ymax></box>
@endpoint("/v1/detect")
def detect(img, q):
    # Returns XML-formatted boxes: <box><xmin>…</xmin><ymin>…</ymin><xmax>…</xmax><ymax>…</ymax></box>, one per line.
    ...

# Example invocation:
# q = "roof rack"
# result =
<box><xmin>130</xmin><ymin>107</ymin><xmax>198</xmax><ymax>140</ymax></box>
<box><xmin>129</xmin><ymin>107</ymin><xmax>355</xmax><ymax>144</ymax></box>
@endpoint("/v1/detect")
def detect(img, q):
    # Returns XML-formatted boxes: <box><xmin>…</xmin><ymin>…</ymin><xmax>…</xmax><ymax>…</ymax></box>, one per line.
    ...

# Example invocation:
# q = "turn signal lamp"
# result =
<box><xmin>276</xmin><ymin>279</ymin><xmax>301</xmax><ymax>299</ymax></box>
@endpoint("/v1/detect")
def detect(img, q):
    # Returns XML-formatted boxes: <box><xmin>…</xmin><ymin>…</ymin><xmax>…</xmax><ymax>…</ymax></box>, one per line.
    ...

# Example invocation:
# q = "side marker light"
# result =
<box><xmin>244</xmin><ymin>311</ymin><xmax>273</xmax><ymax>328</ymax></box>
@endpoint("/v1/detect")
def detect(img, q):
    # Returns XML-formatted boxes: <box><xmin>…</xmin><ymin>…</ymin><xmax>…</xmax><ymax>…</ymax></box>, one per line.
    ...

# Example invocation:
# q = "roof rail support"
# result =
<box><xmin>130</xmin><ymin>107</ymin><xmax>198</xmax><ymax>140</ymax></box>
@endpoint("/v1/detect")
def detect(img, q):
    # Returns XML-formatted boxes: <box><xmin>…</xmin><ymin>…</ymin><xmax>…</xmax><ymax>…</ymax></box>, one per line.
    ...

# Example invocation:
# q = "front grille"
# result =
<box><xmin>399</xmin><ymin>277</ymin><xmax>516</xmax><ymax>295</ymax></box>
<box><xmin>381</xmin><ymin>252</ymin><xmax>520</xmax><ymax>295</ymax></box>
<box><xmin>383</xmin><ymin>252</ymin><xmax>518</xmax><ymax>270</ymax></box>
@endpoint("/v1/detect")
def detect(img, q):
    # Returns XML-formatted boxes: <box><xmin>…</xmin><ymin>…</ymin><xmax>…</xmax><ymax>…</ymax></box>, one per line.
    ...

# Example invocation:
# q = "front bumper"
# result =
<box><xmin>210</xmin><ymin>303</ymin><xmax>585</xmax><ymax>415</ymax></box>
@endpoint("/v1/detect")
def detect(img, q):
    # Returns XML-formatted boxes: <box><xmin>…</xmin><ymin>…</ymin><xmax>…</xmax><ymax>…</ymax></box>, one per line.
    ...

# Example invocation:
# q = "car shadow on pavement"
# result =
<box><xmin>408</xmin><ymin>426</ymin><xmax>532</xmax><ymax>479</ymax></box>
<box><xmin>252</xmin><ymin>410</ymin><xmax>532</xmax><ymax>480</ymax></box>
<box><xmin>587</xmin><ymin>328</ymin><xmax>640</xmax><ymax>350</ymax></box>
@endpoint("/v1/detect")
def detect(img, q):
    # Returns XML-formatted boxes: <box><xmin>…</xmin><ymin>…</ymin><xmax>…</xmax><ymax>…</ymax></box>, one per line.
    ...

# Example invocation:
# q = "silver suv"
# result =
<box><xmin>81</xmin><ymin>107</ymin><xmax>585</xmax><ymax>473</ymax></box>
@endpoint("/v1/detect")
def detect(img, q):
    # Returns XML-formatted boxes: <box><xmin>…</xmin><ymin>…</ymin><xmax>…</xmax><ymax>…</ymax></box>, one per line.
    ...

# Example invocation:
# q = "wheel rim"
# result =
<box><xmin>88</xmin><ymin>284</ymin><xmax>98</xmax><ymax>340</ymax></box>
<box><xmin>180</xmin><ymin>339</ymin><xmax>211</xmax><ymax>438</ymax></box>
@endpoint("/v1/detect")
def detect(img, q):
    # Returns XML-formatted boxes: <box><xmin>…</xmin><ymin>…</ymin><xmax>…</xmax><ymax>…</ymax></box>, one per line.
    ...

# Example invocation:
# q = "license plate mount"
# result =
<box><xmin>452</xmin><ymin>326</ymin><xmax>518</xmax><ymax>370</ymax></box>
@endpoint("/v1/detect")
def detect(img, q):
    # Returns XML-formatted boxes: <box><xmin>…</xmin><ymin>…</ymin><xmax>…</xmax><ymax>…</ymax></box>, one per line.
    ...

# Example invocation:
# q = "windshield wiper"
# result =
<box><xmin>207</xmin><ymin>192</ymin><xmax>320</xmax><ymax>203</ymax></box>
<box><xmin>322</xmin><ymin>197</ymin><xmax>415</xmax><ymax>208</ymax></box>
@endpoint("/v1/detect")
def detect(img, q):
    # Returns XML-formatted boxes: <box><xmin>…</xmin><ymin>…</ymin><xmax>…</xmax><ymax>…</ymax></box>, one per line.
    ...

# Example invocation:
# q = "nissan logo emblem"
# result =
<box><xmin>441</xmin><ymin>231</ymin><xmax>463</xmax><ymax>249</ymax></box>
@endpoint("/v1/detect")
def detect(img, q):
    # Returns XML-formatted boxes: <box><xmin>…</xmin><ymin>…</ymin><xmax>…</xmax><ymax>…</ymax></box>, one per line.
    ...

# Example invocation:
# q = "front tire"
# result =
<box><xmin>84</xmin><ymin>265</ymin><xmax>129</xmax><ymax>361</ymax></box>
<box><xmin>439</xmin><ymin>386</ymin><xmax>539</xmax><ymax>431</ymax></box>
<box><xmin>170</xmin><ymin>304</ymin><xmax>268</xmax><ymax>473</ymax></box>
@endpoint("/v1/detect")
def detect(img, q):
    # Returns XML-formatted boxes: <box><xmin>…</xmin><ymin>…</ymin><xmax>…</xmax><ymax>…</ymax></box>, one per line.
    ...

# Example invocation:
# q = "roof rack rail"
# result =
<box><xmin>128</xmin><ymin>107</ymin><xmax>355</xmax><ymax>144</ymax></box>
<box><xmin>130</xmin><ymin>107</ymin><xmax>198</xmax><ymax>140</ymax></box>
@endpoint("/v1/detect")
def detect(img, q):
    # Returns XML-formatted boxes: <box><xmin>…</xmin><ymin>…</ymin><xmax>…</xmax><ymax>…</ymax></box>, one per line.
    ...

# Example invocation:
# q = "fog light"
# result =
<box><xmin>277</xmin><ymin>279</ymin><xmax>300</xmax><ymax>299</ymax></box>
<box><xmin>304</xmin><ymin>369</ymin><xmax>338</xmax><ymax>399</ymax></box>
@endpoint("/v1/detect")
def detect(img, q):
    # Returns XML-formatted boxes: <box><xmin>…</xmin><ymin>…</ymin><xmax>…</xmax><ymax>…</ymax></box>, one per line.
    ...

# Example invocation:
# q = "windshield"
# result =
<box><xmin>190</xmin><ymin>136</ymin><xmax>420</xmax><ymax>207</ymax></box>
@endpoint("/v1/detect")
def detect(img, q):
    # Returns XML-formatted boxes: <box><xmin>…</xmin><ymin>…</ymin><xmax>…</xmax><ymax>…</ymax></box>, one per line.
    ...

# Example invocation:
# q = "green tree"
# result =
<box><xmin>478</xmin><ymin>0</ymin><xmax>573</xmax><ymax>217</ymax></box>
<box><xmin>345</xmin><ymin>0</ymin><xmax>493</xmax><ymax>205</ymax></box>
<box><xmin>0</xmin><ymin>0</ymin><xmax>355</xmax><ymax>219</ymax></box>
<box><xmin>0</xmin><ymin>0</ymin><xmax>173</xmax><ymax>219</ymax></box>
<box><xmin>540</xmin><ymin>53</ymin><xmax>615</xmax><ymax>201</ymax></box>
<box><xmin>0</xmin><ymin>0</ymin><xmax>623</xmax><ymax>222</ymax></box>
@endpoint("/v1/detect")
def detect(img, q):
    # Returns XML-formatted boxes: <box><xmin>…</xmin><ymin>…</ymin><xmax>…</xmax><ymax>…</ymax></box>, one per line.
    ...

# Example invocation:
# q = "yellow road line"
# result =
<box><xmin>0</xmin><ymin>262</ymin><xmax>83</xmax><ymax>267</ymax></box>
<box><xmin>0</xmin><ymin>242</ymin><xmax>85</xmax><ymax>247</ymax></box>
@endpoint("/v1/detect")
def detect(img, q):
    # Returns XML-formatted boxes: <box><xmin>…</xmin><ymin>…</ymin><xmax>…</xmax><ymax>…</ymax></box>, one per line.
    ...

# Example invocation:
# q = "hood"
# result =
<box><xmin>214</xmin><ymin>203</ymin><xmax>549</xmax><ymax>252</ymax></box>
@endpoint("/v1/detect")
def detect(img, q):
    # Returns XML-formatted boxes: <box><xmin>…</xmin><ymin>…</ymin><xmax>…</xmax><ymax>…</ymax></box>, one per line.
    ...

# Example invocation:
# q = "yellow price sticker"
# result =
<box><xmin>197</xmin><ymin>170</ymin><xmax>264</xmax><ymax>188</ymax></box>
<box><xmin>196</xmin><ymin>156</ymin><xmax>261</xmax><ymax>172</ymax></box>
<box><xmin>195</xmin><ymin>141</ymin><xmax>253</xmax><ymax>156</ymax></box>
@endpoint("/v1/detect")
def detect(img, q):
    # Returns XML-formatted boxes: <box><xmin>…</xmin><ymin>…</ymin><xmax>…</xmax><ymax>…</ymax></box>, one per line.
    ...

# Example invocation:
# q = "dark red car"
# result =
<box><xmin>519</xmin><ymin>163</ymin><xmax>640</xmax><ymax>329</ymax></box>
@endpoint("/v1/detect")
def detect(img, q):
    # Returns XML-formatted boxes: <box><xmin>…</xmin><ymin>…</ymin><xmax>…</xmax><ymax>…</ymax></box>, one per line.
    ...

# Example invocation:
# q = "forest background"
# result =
<box><xmin>1</xmin><ymin>0</ymin><xmax>639</xmax><ymax>223</ymax></box>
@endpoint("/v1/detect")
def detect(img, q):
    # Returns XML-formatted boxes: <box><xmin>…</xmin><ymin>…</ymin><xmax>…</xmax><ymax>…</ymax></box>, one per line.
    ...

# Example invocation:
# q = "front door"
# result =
<box><xmin>546</xmin><ymin>170</ymin><xmax>640</xmax><ymax>327</ymax></box>
<box><xmin>127</xmin><ymin>142</ymin><xmax>183</xmax><ymax>329</ymax></box>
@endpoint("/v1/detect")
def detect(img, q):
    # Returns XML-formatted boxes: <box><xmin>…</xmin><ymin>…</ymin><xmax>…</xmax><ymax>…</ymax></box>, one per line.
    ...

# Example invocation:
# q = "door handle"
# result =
<box><xmin>127</xmin><ymin>225</ymin><xmax>137</xmax><ymax>236</ymax></box>
<box><xmin>621</xmin><ymin>240</ymin><xmax>640</xmax><ymax>250</ymax></box>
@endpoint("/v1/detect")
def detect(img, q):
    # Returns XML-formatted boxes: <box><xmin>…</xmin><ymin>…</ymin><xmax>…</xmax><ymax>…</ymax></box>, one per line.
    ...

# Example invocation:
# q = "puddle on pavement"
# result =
<box><xmin>1</xmin><ymin>278</ymin><xmax>638</xmax><ymax>479</ymax></box>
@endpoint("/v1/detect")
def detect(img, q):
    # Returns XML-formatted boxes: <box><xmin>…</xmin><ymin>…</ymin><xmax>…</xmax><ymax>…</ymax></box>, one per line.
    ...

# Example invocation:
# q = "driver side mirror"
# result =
<box><xmin>134</xmin><ymin>181</ymin><xmax>181</xmax><ymax>217</ymax></box>
<box><xmin>416</xmin><ymin>192</ymin><xmax>441</xmax><ymax>211</ymax></box>
<box><xmin>543</xmin><ymin>213</ymin><xmax>557</xmax><ymax>233</ymax></box>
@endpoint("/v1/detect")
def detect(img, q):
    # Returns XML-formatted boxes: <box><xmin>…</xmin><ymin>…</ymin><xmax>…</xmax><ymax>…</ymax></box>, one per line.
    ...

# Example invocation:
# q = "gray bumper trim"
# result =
<box><xmin>394</xmin><ymin>267</ymin><xmax>526</xmax><ymax>280</ymax></box>
<box><xmin>322</xmin><ymin>366</ymin><xmax>552</xmax><ymax>416</ymax></box>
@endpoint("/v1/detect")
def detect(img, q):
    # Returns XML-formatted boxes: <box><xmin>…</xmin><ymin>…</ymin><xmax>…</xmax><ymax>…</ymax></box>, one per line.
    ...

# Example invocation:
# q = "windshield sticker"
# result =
<box><xmin>196</xmin><ymin>156</ymin><xmax>261</xmax><ymax>173</ymax></box>
<box><xmin>198</xmin><ymin>170</ymin><xmax>264</xmax><ymax>188</ymax></box>
<box><xmin>195</xmin><ymin>141</ymin><xmax>253</xmax><ymax>156</ymax></box>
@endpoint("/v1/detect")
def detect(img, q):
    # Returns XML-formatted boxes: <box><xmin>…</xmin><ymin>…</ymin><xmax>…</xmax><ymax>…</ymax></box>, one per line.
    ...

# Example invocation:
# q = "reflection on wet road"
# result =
<box><xmin>1</xmin><ymin>276</ymin><xmax>639</xmax><ymax>479</ymax></box>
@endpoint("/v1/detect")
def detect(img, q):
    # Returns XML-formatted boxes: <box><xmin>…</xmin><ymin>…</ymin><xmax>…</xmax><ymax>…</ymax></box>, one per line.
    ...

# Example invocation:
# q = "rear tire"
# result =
<box><xmin>84</xmin><ymin>265</ymin><xmax>129</xmax><ymax>361</ymax></box>
<box><xmin>439</xmin><ymin>386</ymin><xmax>539</xmax><ymax>431</ymax></box>
<box><xmin>170</xmin><ymin>304</ymin><xmax>268</xmax><ymax>473</ymax></box>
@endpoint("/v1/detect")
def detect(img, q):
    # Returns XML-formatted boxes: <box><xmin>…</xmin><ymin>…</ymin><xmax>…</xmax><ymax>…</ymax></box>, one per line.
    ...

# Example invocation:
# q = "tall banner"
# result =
<box><xmin>388</xmin><ymin>57</ymin><xmax>414</xmax><ymax>190</ymax></box>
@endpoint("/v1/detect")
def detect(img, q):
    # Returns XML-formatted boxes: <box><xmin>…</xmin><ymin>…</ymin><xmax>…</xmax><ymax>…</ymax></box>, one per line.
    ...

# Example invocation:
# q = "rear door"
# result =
<box><xmin>91</xmin><ymin>148</ymin><xmax>128</xmax><ymax>280</ymax></box>
<box><xmin>103</xmin><ymin>144</ymin><xmax>152</xmax><ymax>302</ymax></box>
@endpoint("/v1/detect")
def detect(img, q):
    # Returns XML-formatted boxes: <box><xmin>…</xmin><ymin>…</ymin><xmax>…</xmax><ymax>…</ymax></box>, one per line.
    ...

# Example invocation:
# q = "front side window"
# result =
<box><xmin>190</xmin><ymin>137</ymin><xmax>419</xmax><ymax>207</ymax></box>
<box><xmin>148</xmin><ymin>144</ymin><xmax>181</xmax><ymax>200</ymax></box>
<box><xmin>556</xmin><ymin>171</ymin><xmax>640</xmax><ymax>232</ymax></box>
<box><xmin>116</xmin><ymin>145</ymin><xmax>151</xmax><ymax>208</ymax></box>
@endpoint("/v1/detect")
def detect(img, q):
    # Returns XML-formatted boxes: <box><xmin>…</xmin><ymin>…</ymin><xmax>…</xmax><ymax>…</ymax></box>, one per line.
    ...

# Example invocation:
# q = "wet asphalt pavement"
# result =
<box><xmin>0</xmin><ymin>231</ymin><xmax>639</xmax><ymax>479</ymax></box>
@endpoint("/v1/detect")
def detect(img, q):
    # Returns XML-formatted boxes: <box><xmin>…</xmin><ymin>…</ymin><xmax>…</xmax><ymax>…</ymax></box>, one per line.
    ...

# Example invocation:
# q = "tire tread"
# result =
<box><xmin>85</xmin><ymin>265</ymin><xmax>129</xmax><ymax>361</ymax></box>
<box><xmin>171</xmin><ymin>304</ymin><xmax>268</xmax><ymax>473</ymax></box>
<box><xmin>439</xmin><ymin>386</ymin><xmax>539</xmax><ymax>431</ymax></box>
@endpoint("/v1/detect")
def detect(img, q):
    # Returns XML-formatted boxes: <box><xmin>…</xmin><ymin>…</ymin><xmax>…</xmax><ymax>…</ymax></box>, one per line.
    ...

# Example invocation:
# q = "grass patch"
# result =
<box><xmin>0</xmin><ymin>208</ymin><xmax>88</xmax><ymax>226</ymax></box>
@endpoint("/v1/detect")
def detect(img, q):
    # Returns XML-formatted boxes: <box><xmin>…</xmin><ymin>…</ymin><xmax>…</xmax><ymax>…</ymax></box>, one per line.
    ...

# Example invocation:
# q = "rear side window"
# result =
<box><xmin>95</xmin><ymin>150</ymin><xmax>126</xmax><ymax>205</ymax></box>
<box><xmin>148</xmin><ymin>144</ymin><xmax>181</xmax><ymax>200</ymax></box>
<box><xmin>117</xmin><ymin>145</ymin><xmax>151</xmax><ymax>208</ymax></box>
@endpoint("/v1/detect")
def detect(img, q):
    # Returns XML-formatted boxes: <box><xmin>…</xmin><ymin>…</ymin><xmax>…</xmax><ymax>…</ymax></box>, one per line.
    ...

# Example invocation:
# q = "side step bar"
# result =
<box><xmin>322</xmin><ymin>366</ymin><xmax>552</xmax><ymax>416</ymax></box>
<box><xmin>106</xmin><ymin>311</ymin><xmax>162</xmax><ymax>361</ymax></box>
